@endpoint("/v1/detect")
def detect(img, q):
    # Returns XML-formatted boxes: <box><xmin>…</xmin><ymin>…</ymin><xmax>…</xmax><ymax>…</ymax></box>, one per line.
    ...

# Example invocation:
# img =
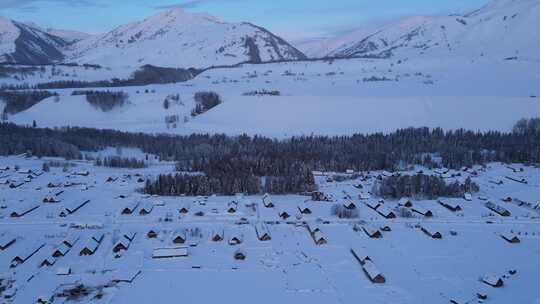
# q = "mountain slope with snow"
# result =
<box><xmin>324</xmin><ymin>0</ymin><xmax>540</xmax><ymax>60</ymax></box>
<box><xmin>0</xmin><ymin>17</ymin><xmax>67</xmax><ymax>64</ymax></box>
<box><xmin>64</xmin><ymin>8</ymin><xmax>306</xmax><ymax>69</ymax></box>
<box><xmin>45</xmin><ymin>28</ymin><xmax>91</xmax><ymax>44</ymax></box>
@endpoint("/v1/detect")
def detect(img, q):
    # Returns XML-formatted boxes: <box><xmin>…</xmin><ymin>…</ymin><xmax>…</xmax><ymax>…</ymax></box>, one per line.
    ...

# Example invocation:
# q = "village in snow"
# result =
<box><xmin>0</xmin><ymin>0</ymin><xmax>540</xmax><ymax>303</ymax></box>
<box><xmin>0</xmin><ymin>151</ymin><xmax>539</xmax><ymax>304</ymax></box>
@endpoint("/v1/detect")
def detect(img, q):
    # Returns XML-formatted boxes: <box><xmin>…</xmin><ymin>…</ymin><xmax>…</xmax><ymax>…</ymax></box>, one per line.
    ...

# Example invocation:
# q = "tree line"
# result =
<box><xmin>95</xmin><ymin>156</ymin><xmax>146</xmax><ymax>169</ymax></box>
<box><xmin>1</xmin><ymin>90</ymin><xmax>57</xmax><ymax>115</ymax></box>
<box><xmin>72</xmin><ymin>90</ymin><xmax>129</xmax><ymax>112</ymax></box>
<box><xmin>373</xmin><ymin>174</ymin><xmax>479</xmax><ymax>199</ymax></box>
<box><xmin>0</xmin><ymin>65</ymin><xmax>200</xmax><ymax>91</ymax></box>
<box><xmin>191</xmin><ymin>91</ymin><xmax>223</xmax><ymax>116</ymax></box>
<box><xmin>1</xmin><ymin>118</ymin><xmax>539</xmax><ymax>194</ymax></box>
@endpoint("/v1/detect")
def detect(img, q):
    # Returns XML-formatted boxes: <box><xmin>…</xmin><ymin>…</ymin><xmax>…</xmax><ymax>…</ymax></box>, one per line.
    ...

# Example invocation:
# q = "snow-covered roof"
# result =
<box><xmin>153</xmin><ymin>247</ymin><xmax>188</xmax><ymax>259</ymax></box>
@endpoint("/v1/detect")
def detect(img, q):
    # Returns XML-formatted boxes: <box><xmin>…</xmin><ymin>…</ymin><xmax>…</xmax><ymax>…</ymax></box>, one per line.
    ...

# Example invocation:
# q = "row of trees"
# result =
<box><xmin>72</xmin><ymin>90</ymin><xmax>129</xmax><ymax>112</ymax></box>
<box><xmin>191</xmin><ymin>92</ymin><xmax>222</xmax><ymax>116</ymax></box>
<box><xmin>1</xmin><ymin>119</ymin><xmax>540</xmax><ymax>193</ymax></box>
<box><xmin>95</xmin><ymin>156</ymin><xmax>146</xmax><ymax>169</ymax></box>
<box><xmin>373</xmin><ymin>174</ymin><xmax>479</xmax><ymax>199</ymax></box>
<box><xmin>34</xmin><ymin>65</ymin><xmax>200</xmax><ymax>90</ymax></box>
<box><xmin>0</xmin><ymin>90</ymin><xmax>57</xmax><ymax>115</ymax></box>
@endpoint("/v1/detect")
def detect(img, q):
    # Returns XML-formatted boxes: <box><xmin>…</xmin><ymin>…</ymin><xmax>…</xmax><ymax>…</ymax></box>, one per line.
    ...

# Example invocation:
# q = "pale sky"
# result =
<box><xmin>0</xmin><ymin>0</ymin><xmax>489</xmax><ymax>41</ymax></box>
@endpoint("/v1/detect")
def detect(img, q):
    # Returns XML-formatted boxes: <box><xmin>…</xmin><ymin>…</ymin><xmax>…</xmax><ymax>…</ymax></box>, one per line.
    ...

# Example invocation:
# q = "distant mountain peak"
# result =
<box><xmin>64</xmin><ymin>9</ymin><xmax>305</xmax><ymax>68</ymax></box>
<box><xmin>315</xmin><ymin>0</ymin><xmax>540</xmax><ymax>60</ymax></box>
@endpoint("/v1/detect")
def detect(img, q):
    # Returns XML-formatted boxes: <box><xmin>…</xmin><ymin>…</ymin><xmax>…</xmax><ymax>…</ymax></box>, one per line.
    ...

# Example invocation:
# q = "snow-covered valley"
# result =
<box><xmin>1</xmin><ymin>0</ymin><xmax>540</xmax><ymax>303</ymax></box>
<box><xmin>1</xmin><ymin>155</ymin><xmax>539</xmax><ymax>304</ymax></box>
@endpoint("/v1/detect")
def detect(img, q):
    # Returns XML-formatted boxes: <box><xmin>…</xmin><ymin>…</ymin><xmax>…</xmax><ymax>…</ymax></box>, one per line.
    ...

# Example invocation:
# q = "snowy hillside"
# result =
<box><xmin>45</xmin><ymin>28</ymin><xmax>91</xmax><ymax>44</ymax></box>
<box><xmin>323</xmin><ymin>0</ymin><xmax>540</xmax><ymax>60</ymax></box>
<box><xmin>64</xmin><ymin>8</ymin><xmax>306</xmax><ymax>69</ymax></box>
<box><xmin>0</xmin><ymin>17</ymin><xmax>67</xmax><ymax>64</ymax></box>
<box><xmin>8</xmin><ymin>54</ymin><xmax>540</xmax><ymax>137</ymax></box>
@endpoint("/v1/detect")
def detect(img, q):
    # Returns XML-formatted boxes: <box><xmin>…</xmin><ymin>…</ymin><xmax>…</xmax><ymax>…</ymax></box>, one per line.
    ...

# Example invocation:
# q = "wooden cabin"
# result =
<box><xmin>0</xmin><ymin>234</ymin><xmax>16</xmax><ymax>250</ymax></box>
<box><xmin>376</xmin><ymin>206</ymin><xmax>396</xmax><ymax>219</ymax></box>
<box><xmin>505</xmin><ymin>176</ymin><xmax>527</xmax><ymax>184</ymax></box>
<box><xmin>212</xmin><ymin>230</ymin><xmax>224</xmax><ymax>242</ymax></box>
<box><xmin>10</xmin><ymin>204</ymin><xmax>40</xmax><ymax>218</ymax></box>
<box><xmin>255</xmin><ymin>223</ymin><xmax>271</xmax><ymax>241</ymax></box>
<box><xmin>438</xmin><ymin>200</ymin><xmax>462</xmax><ymax>212</ymax></box>
<box><xmin>362</xmin><ymin>226</ymin><xmax>383</xmax><ymax>239</ymax></box>
<box><xmin>482</xmin><ymin>276</ymin><xmax>504</xmax><ymax>288</ymax></box>
<box><xmin>79</xmin><ymin>240</ymin><xmax>100</xmax><ymax>256</ymax></box>
<box><xmin>297</xmin><ymin>203</ymin><xmax>312</xmax><ymax>214</ymax></box>
<box><xmin>229</xmin><ymin>232</ymin><xmax>243</xmax><ymax>245</ymax></box>
<box><xmin>113</xmin><ymin>238</ymin><xmax>132</xmax><ymax>253</ymax></box>
<box><xmin>121</xmin><ymin>202</ymin><xmax>140</xmax><ymax>215</ymax></box>
<box><xmin>485</xmin><ymin>201</ymin><xmax>511</xmax><ymax>217</ymax></box>
<box><xmin>40</xmin><ymin>256</ymin><xmax>57</xmax><ymax>268</ymax></box>
<box><xmin>139</xmin><ymin>202</ymin><xmax>154</xmax><ymax>215</ymax></box>
<box><xmin>312</xmin><ymin>230</ymin><xmax>327</xmax><ymax>245</ymax></box>
<box><xmin>62</xmin><ymin>235</ymin><xmax>80</xmax><ymax>248</ymax></box>
<box><xmin>234</xmin><ymin>250</ymin><xmax>246</xmax><ymax>260</ymax></box>
<box><xmin>91</xmin><ymin>233</ymin><xmax>105</xmax><ymax>244</ymax></box>
<box><xmin>43</xmin><ymin>196</ymin><xmax>60</xmax><ymax>203</ymax></box>
<box><xmin>362</xmin><ymin>260</ymin><xmax>386</xmax><ymax>283</ymax></box>
<box><xmin>9</xmin><ymin>181</ymin><xmax>25</xmax><ymax>189</ymax></box>
<box><xmin>59</xmin><ymin>200</ymin><xmax>90</xmax><ymax>217</ymax></box>
<box><xmin>412</xmin><ymin>206</ymin><xmax>433</xmax><ymax>217</ymax></box>
<box><xmin>52</xmin><ymin>243</ymin><xmax>71</xmax><ymax>257</ymax></box>
<box><xmin>147</xmin><ymin>230</ymin><xmax>158</xmax><ymax>239</ymax></box>
<box><xmin>262</xmin><ymin>198</ymin><xmax>274</xmax><ymax>208</ymax></box>
<box><xmin>56</xmin><ymin>267</ymin><xmax>71</xmax><ymax>276</ymax></box>
<box><xmin>351</xmin><ymin>246</ymin><xmax>371</xmax><ymax>265</ymax></box>
<box><xmin>500</xmin><ymin>233</ymin><xmax>520</xmax><ymax>244</ymax></box>
<box><xmin>112</xmin><ymin>270</ymin><xmax>142</xmax><ymax>284</ymax></box>
<box><xmin>172</xmin><ymin>231</ymin><xmax>187</xmax><ymax>244</ymax></box>
<box><xmin>365</xmin><ymin>200</ymin><xmax>382</xmax><ymax>210</ymax></box>
<box><xmin>278</xmin><ymin>210</ymin><xmax>290</xmax><ymax>220</ymax></box>
<box><xmin>10</xmin><ymin>243</ymin><xmax>45</xmax><ymax>268</ymax></box>
<box><xmin>398</xmin><ymin>198</ymin><xmax>413</xmax><ymax>208</ymax></box>
<box><xmin>420</xmin><ymin>226</ymin><xmax>442</xmax><ymax>239</ymax></box>
<box><xmin>343</xmin><ymin>201</ymin><xmax>357</xmax><ymax>210</ymax></box>
<box><xmin>178</xmin><ymin>203</ymin><xmax>190</xmax><ymax>214</ymax></box>
<box><xmin>227</xmin><ymin>202</ymin><xmax>238</xmax><ymax>214</ymax></box>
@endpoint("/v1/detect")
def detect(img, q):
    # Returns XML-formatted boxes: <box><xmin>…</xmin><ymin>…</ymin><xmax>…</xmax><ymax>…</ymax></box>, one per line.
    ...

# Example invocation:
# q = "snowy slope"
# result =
<box><xmin>0</xmin><ymin>17</ymin><xmax>67</xmax><ymax>64</ymax></box>
<box><xmin>45</xmin><ymin>28</ymin><xmax>91</xmax><ymax>44</ymax></box>
<box><xmin>324</xmin><ymin>0</ymin><xmax>540</xmax><ymax>60</ymax></box>
<box><xmin>64</xmin><ymin>8</ymin><xmax>306</xmax><ymax>69</ymax></box>
<box><xmin>8</xmin><ymin>54</ymin><xmax>540</xmax><ymax>137</ymax></box>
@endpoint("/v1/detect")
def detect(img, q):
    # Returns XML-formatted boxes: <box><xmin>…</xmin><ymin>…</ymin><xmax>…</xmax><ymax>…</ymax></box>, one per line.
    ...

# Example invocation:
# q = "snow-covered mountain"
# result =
<box><xmin>64</xmin><ymin>8</ymin><xmax>306</xmax><ymax>68</ymax></box>
<box><xmin>45</xmin><ymin>28</ymin><xmax>91</xmax><ymax>44</ymax></box>
<box><xmin>0</xmin><ymin>17</ymin><xmax>67</xmax><ymax>64</ymax></box>
<box><xmin>322</xmin><ymin>0</ymin><xmax>540</xmax><ymax>60</ymax></box>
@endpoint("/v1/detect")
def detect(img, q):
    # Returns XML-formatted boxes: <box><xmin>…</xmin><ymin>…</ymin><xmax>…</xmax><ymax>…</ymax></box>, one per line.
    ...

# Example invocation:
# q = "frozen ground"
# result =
<box><xmin>0</xmin><ymin>155</ymin><xmax>539</xmax><ymax>303</ymax></box>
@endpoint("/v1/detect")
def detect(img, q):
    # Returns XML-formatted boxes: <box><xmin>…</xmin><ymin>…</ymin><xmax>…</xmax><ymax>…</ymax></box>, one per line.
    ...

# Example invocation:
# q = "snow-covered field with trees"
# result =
<box><xmin>1</xmin><ymin>154</ymin><xmax>539</xmax><ymax>304</ymax></box>
<box><xmin>3</xmin><ymin>56</ymin><xmax>540</xmax><ymax>137</ymax></box>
